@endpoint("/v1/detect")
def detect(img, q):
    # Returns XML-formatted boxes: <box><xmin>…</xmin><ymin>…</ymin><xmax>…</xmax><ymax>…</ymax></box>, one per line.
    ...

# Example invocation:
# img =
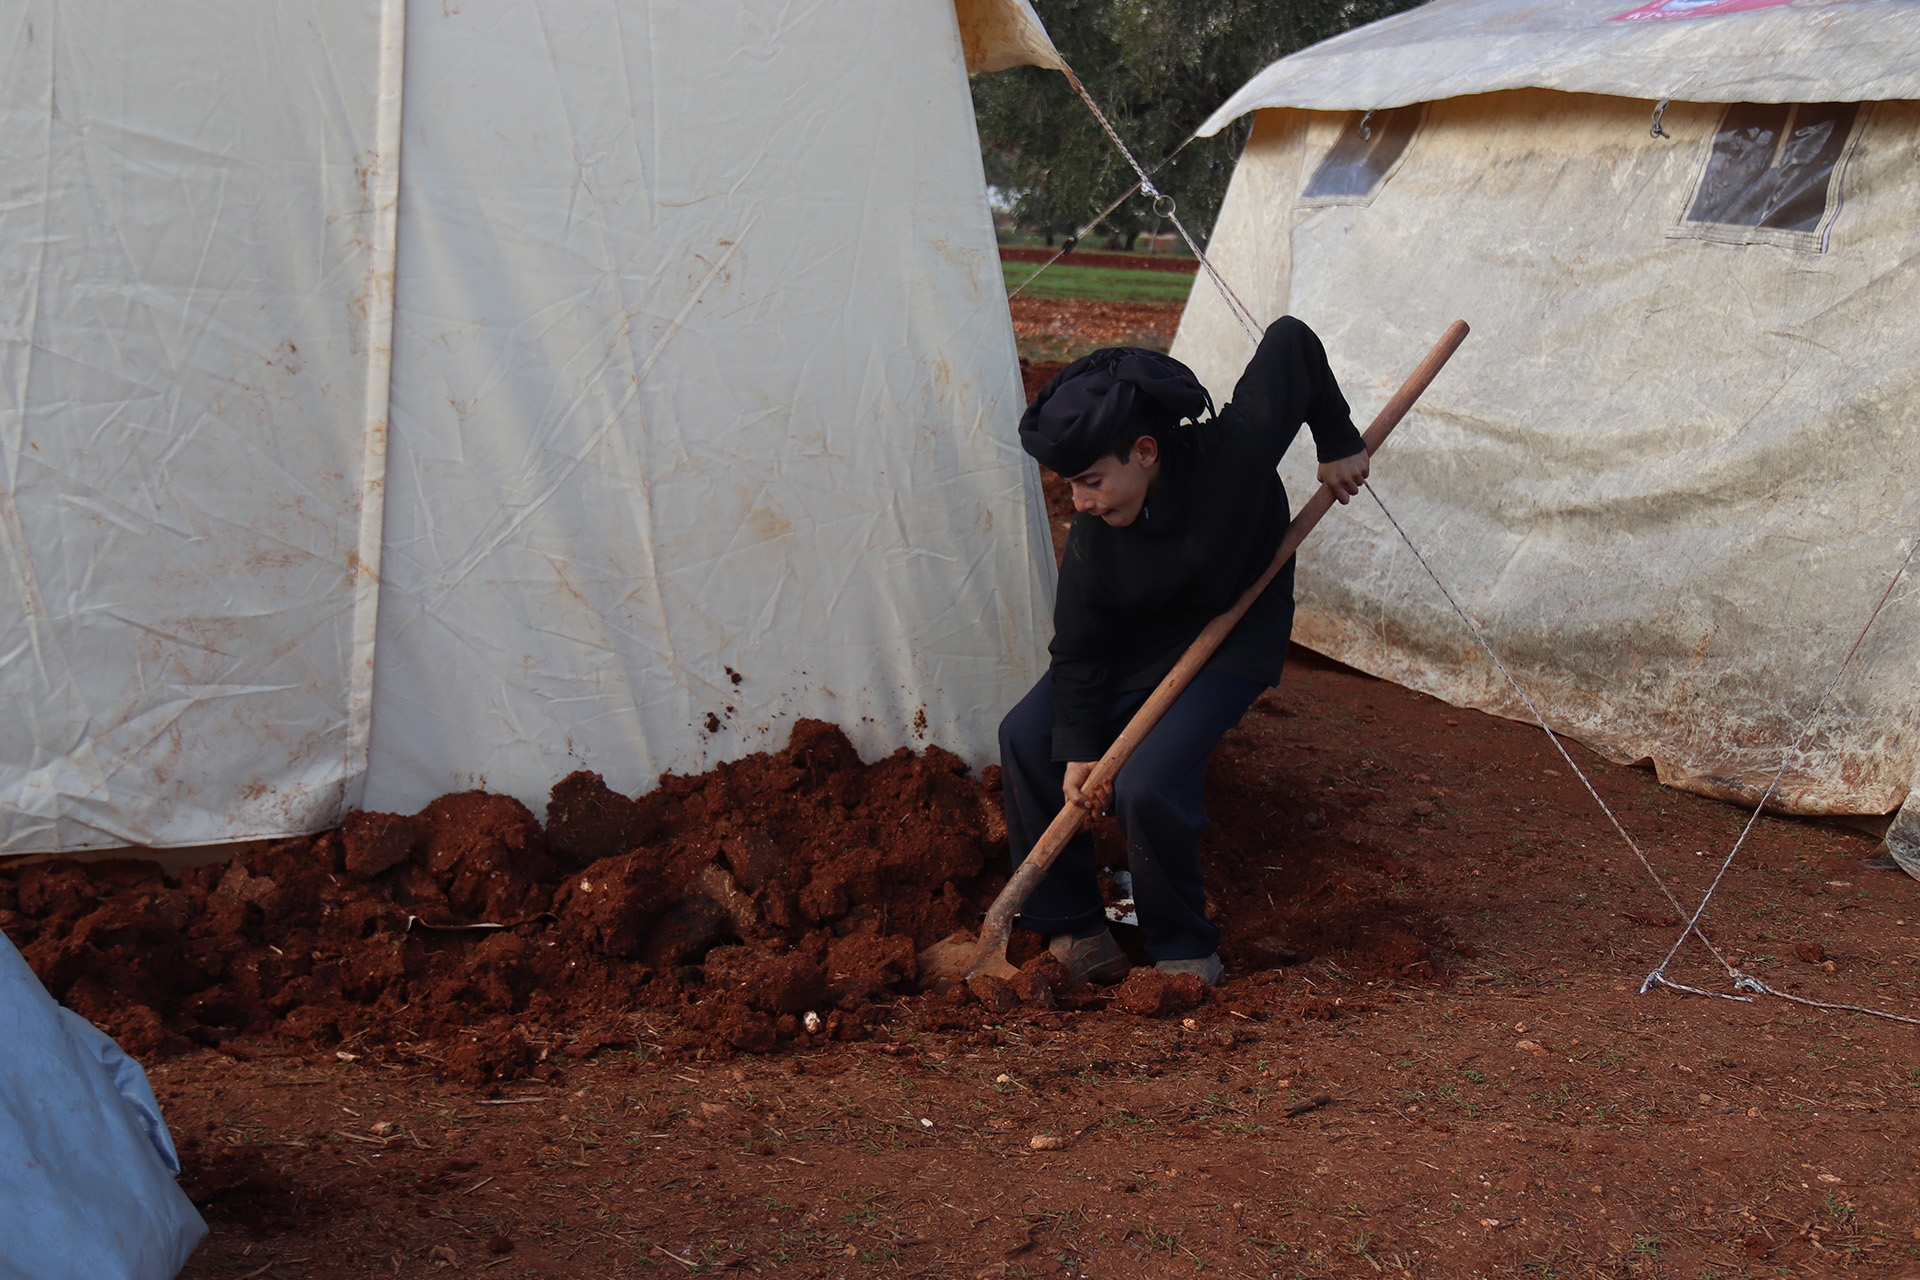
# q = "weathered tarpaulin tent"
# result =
<box><xmin>1172</xmin><ymin>0</ymin><xmax>1920</xmax><ymax>867</ymax></box>
<box><xmin>1</xmin><ymin>930</ymin><xmax>205</xmax><ymax>1278</ymax></box>
<box><xmin>0</xmin><ymin>0</ymin><xmax>1063</xmax><ymax>853</ymax></box>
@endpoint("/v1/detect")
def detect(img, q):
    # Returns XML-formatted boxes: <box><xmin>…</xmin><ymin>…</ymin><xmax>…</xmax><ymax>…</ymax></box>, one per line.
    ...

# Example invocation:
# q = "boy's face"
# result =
<box><xmin>1067</xmin><ymin>436</ymin><xmax>1159</xmax><ymax>528</ymax></box>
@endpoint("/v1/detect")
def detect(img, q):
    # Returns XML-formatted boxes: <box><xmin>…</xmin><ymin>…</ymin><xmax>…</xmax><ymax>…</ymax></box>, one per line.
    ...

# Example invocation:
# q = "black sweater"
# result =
<box><xmin>1048</xmin><ymin>317</ymin><xmax>1364</xmax><ymax>762</ymax></box>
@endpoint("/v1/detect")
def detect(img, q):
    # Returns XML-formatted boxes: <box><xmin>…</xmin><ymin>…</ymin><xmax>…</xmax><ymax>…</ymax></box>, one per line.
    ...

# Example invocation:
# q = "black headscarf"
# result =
<box><xmin>1018</xmin><ymin>347</ymin><xmax>1213</xmax><ymax>476</ymax></box>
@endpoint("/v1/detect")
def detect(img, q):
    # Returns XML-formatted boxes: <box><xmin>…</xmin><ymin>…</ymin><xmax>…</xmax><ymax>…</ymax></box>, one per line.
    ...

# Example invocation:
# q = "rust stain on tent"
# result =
<box><xmin>0</xmin><ymin>486</ymin><xmax>48</xmax><ymax>619</ymax></box>
<box><xmin>344</xmin><ymin>547</ymin><xmax>381</xmax><ymax>585</ymax></box>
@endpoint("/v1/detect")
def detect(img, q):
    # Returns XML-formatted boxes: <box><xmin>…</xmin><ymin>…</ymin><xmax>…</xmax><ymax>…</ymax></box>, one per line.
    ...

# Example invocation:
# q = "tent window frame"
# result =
<box><xmin>1297</xmin><ymin>105</ymin><xmax>1426</xmax><ymax>209</ymax></box>
<box><xmin>1668</xmin><ymin>101</ymin><xmax>1867</xmax><ymax>253</ymax></box>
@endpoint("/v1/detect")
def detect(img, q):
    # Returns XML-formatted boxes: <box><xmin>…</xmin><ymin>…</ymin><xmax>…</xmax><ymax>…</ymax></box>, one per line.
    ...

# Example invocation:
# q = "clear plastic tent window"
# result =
<box><xmin>1682</xmin><ymin>102</ymin><xmax>1860</xmax><ymax>248</ymax></box>
<box><xmin>1299</xmin><ymin>108</ymin><xmax>1421</xmax><ymax>205</ymax></box>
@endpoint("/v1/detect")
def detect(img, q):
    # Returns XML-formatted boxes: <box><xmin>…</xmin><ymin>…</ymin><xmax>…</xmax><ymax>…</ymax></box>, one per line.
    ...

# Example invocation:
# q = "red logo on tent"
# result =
<box><xmin>1610</xmin><ymin>0</ymin><xmax>1795</xmax><ymax>20</ymax></box>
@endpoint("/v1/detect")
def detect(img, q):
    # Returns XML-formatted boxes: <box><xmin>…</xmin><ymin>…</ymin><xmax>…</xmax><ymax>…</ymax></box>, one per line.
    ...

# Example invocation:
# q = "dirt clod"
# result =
<box><xmin>340</xmin><ymin>811</ymin><xmax>417</xmax><ymax>880</ymax></box>
<box><xmin>967</xmin><ymin>973</ymin><xmax>1020</xmax><ymax>1015</ymax></box>
<box><xmin>715</xmin><ymin>1005</ymin><xmax>778</xmax><ymax>1053</ymax></box>
<box><xmin>1009</xmin><ymin>960</ymin><xmax>1058</xmax><ymax>1010</ymax></box>
<box><xmin>416</xmin><ymin>792</ymin><xmax>553</xmax><ymax>921</ymax></box>
<box><xmin>704</xmin><ymin>946</ymin><xmax>828</xmax><ymax>1015</ymax></box>
<box><xmin>545</xmin><ymin>770</ymin><xmax>654</xmax><ymax>869</ymax></box>
<box><xmin>557</xmin><ymin>847</ymin><xmax>684</xmax><ymax>957</ymax></box>
<box><xmin>1110</xmin><ymin>968</ymin><xmax>1207</xmax><ymax>1017</ymax></box>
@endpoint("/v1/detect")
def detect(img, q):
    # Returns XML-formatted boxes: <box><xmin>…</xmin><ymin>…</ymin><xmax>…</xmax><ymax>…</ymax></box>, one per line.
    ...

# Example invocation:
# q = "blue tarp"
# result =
<box><xmin>1</xmin><ymin>930</ymin><xmax>206</xmax><ymax>1279</ymax></box>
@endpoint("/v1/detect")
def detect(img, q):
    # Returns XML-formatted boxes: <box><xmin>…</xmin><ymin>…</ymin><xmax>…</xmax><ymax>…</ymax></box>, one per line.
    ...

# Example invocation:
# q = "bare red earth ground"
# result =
<box><xmin>113</xmin><ymin>671</ymin><xmax>1920</xmax><ymax>1280</ymax></box>
<box><xmin>7</xmin><ymin>300</ymin><xmax>1920</xmax><ymax>1279</ymax></box>
<box><xmin>1009</xmin><ymin>298</ymin><xmax>1184</xmax><ymax>362</ymax></box>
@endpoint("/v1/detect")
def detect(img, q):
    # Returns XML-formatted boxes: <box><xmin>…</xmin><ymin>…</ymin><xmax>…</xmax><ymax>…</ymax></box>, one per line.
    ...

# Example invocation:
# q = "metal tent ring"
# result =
<box><xmin>1151</xmin><ymin>193</ymin><xmax>1176</xmax><ymax>219</ymax></box>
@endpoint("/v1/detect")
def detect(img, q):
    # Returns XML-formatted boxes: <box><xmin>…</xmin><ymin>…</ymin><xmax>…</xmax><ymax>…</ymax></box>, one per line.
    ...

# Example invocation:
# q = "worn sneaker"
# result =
<box><xmin>1155</xmin><ymin>954</ymin><xmax>1225</xmax><ymax>986</ymax></box>
<box><xmin>1048</xmin><ymin>928</ymin><xmax>1131</xmax><ymax>985</ymax></box>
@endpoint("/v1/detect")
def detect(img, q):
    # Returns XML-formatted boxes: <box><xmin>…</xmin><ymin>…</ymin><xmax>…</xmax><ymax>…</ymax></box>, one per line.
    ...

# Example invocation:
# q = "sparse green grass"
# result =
<box><xmin>1003</xmin><ymin>261</ymin><xmax>1195</xmax><ymax>304</ymax></box>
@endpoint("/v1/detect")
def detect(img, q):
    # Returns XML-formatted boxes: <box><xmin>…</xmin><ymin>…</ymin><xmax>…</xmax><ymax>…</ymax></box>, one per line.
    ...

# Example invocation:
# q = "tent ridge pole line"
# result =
<box><xmin>344</xmin><ymin>0</ymin><xmax>409</xmax><ymax>817</ymax></box>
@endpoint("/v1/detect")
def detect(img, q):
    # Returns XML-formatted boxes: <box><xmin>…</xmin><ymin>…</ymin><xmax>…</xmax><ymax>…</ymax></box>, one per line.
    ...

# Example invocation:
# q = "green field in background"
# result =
<box><xmin>1002</xmin><ymin>261</ymin><xmax>1194</xmax><ymax>304</ymax></box>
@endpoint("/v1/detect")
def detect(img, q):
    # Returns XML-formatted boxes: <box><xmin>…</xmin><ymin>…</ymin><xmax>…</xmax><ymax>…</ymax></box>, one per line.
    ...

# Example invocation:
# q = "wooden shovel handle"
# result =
<box><xmin>966</xmin><ymin>320</ymin><xmax>1470</xmax><ymax>973</ymax></box>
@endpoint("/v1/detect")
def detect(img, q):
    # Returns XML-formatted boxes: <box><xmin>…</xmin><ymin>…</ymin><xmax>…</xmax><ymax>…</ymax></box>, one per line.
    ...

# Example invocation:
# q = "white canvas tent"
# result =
<box><xmin>0</xmin><ymin>0</ymin><xmax>1065</xmax><ymax>854</ymax></box>
<box><xmin>1172</xmin><ymin>0</ymin><xmax>1920</xmax><ymax>865</ymax></box>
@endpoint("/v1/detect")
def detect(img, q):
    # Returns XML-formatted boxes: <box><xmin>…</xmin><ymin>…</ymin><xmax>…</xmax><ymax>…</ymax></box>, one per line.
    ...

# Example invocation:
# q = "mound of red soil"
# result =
<box><xmin>1</xmin><ymin>708</ymin><xmax>1453</xmax><ymax>1084</ymax></box>
<box><xmin>0</xmin><ymin>722</ymin><xmax>1012</xmax><ymax>1083</ymax></box>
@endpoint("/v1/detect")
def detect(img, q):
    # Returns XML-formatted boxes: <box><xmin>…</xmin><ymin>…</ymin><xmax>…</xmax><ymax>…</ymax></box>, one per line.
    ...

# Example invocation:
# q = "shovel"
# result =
<box><xmin>921</xmin><ymin>320</ymin><xmax>1471</xmax><ymax>990</ymax></box>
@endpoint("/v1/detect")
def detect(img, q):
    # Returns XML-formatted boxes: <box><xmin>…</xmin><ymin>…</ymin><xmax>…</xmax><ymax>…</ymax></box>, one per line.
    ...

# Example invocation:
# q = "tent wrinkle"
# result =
<box><xmin>1199</xmin><ymin>0</ymin><xmax>1920</xmax><ymax>130</ymax></box>
<box><xmin>437</xmin><ymin>233</ymin><xmax>745</xmax><ymax>596</ymax></box>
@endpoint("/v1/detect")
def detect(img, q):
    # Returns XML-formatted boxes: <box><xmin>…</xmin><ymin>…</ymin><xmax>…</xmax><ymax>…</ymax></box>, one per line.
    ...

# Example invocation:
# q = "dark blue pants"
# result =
<box><xmin>997</xmin><ymin>669</ymin><xmax>1264</xmax><ymax>961</ymax></box>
